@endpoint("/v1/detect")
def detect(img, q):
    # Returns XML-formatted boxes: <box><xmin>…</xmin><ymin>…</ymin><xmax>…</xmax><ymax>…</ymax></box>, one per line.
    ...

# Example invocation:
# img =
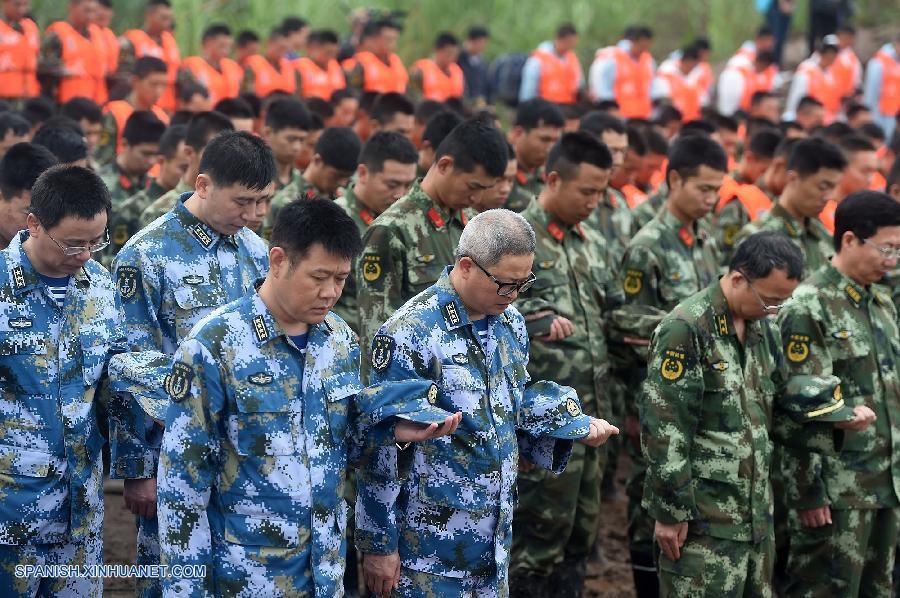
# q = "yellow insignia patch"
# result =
<box><xmin>723</xmin><ymin>223</ymin><xmax>741</xmax><ymax>247</ymax></box>
<box><xmin>786</xmin><ymin>334</ymin><xmax>811</xmax><ymax>363</ymax></box>
<box><xmin>566</xmin><ymin>397</ymin><xmax>581</xmax><ymax>417</ymax></box>
<box><xmin>845</xmin><ymin>284</ymin><xmax>862</xmax><ymax>306</ymax></box>
<box><xmin>833</xmin><ymin>384</ymin><xmax>842</xmax><ymax>402</ymax></box>
<box><xmin>623</xmin><ymin>269</ymin><xmax>643</xmax><ymax>295</ymax></box>
<box><xmin>670</xmin><ymin>271</ymin><xmax>682</xmax><ymax>282</ymax></box>
<box><xmin>427</xmin><ymin>384</ymin><xmax>438</xmax><ymax>405</ymax></box>
<box><xmin>660</xmin><ymin>350</ymin><xmax>686</xmax><ymax>381</ymax></box>
<box><xmin>165</xmin><ymin>362</ymin><xmax>194</xmax><ymax>402</ymax></box>
<box><xmin>831</xmin><ymin>329</ymin><xmax>852</xmax><ymax>340</ymax></box>
<box><xmin>362</xmin><ymin>254</ymin><xmax>382</xmax><ymax>283</ymax></box>
<box><xmin>716</xmin><ymin>314</ymin><xmax>729</xmax><ymax>335</ymax></box>
<box><xmin>252</xmin><ymin>315</ymin><xmax>269</xmax><ymax>343</ymax></box>
<box><xmin>417</xmin><ymin>254</ymin><xmax>435</xmax><ymax>264</ymax></box>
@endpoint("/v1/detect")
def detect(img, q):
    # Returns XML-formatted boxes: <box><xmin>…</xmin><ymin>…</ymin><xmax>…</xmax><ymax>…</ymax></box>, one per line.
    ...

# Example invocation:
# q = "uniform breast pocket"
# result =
<box><xmin>659</xmin><ymin>271</ymin><xmax>698</xmax><ymax>306</ymax></box>
<box><xmin>440</xmin><ymin>365</ymin><xmax>485</xmax><ymax>414</ymax></box>
<box><xmin>322</xmin><ymin>371</ymin><xmax>363</xmax><ymax>444</ymax></box>
<box><xmin>503</xmin><ymin>363</ymin><xmax>528</xmax><ymax>413</ymax></box>
<box><xmin>530</xmin><ymin>269</ymin><xmax>569</xmax><ymax>300</ymax></box>
<box><xmin>172</xmin><ymin>284</ymin><xmax>220</xmax><ymax>339</ymax></box>
<box><xmin>700</xmin><ymin>370</ymin><xmax>745</xmax><ymax>435</ymax></box>
<box><xmin>828</xmin><ymin>337</ymin><xmax>875</xmax><ymax>401</ymax></box>
<box><xmin>0</xmin><ymin>332</ymin><xmax>51</xmax><ymax>397</ymax></box>
<box><xmin>407</xmin><ymin>261</ymin><xmax>444</xmax><ymax>292</ymax></box>
<box><xmin>80</xmin><ymin>328</ymin><xmax>112</xmax><ymax>388</ymax></box>
<box><xmin>230</xmin><ymin>388</ymin><xmax>297</xmax><ymax>457</ymax></box>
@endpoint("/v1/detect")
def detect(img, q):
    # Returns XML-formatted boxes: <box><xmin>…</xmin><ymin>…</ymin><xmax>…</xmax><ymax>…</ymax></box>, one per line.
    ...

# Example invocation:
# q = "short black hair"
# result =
<box><xmin>422</xmin><ymin>111</ymin><xmax>463</xmax><ymax>149</ymax></box>
<box><xmin>757</xmin><ymin>25</ymin><xmax>774</xmax><ymax>38</ymax></box>
<box><xmin>679</xmin><ymin>119</ymin><xmax>717</xmax><ymax>137</ymax></box>
<box><xmin>716</xmin><ymin>114</ymin><xmax>740</xmax><ymax>133</ymax></box>
<box><xmin>435</xmin><ymin>32</ymin><xmax>459</xmax><ymax>49</ymax></box>
<box><xmin>60</xmin><ymin>97</ymin><xmax>102</xmax><ymax>124</ymax></box>
<box><xmin>330</xmin><ymin>88</ymin><xmax>356</xmax><ymax>106</ymax></box>
<box><xmin>578</xmin><ymin>110</ymin><xmax>625</xmax><ymax>137</ymax></box>
<box><xmin>21</xmin><ymin>97</ymin><xmax>55</xmax><ymax>127</ymax></box>
<box><xmin>370</xmin><ymin>92</ymin><xmax>414</xmax><ymax>124</ymax></box>
<box><xmin>820</xmin><ymin>121</ymin><xmax>855</xmax><ymax>142</ymax></box>
<box><xmin>178</xmin><ymin>80</ymin><xmax>209</xmax><ymax>103</ymax></box>
<box><xmin>281</xmin><ymin>16</ymin><xmax>308</xmax><ymax>34</ymax></box>
<box><xmin>435</xmin><ymin>118</ymin><xmax>507</xmax><ymax>178</ymax></box>
<box><xmin>514</xmin><ymin>98</ymin><xmax>565</xmax><ymax>130</ymax></box>
<box><xmin>199</xmin><ymin>131</ymin><xmax>276</xmax><ymax>190</ymax></box>
<box><xmin>546</xmin><ymin>131</ymin><xmax>613</xmax><ymax>180</ymax></box>
<box><xmin>846</xmin><ymin>102</ymin><xmax>870</xmax><ymax>120</ymax></box>
<box><xmin>134</xmin><ymin>56</ymin><xmax>168</xmax><ymax>79</ymax></box>
<box><xmin>858</xmin><ymin>122</ymin><xmax>886</xmax><ymax>144</ymax></box>
<box><xmin>0</xmin><ymin>143</ymin><xmax>58</xmax><ymax>200</ymax></box>
<box><xmin>30</xmin><ymin>165</ymin><xmax>111</xmax><ymax>230</ymax></box>
<box><xmin>780</xmin><ymin>120</ymin><xmax>804</xmax><ymax>136</ymax></box>
<box><xmin>681</xmin><ymin>45</ymin><xmax>701</xmax><ymax>62</ymax></box>
<box><xmin>594</xmin><ymin>99</ymin><xmax>621</xmax><ymax>113</ymax></box>
<box><xmin>644</xmin><ymin>128</ymin><xmax>669</xmax><ymax>155</ymax></box>
<box><xmin>746</xmin><ymin>129</ymin><xmax>783</xmax><ymax>159</ymax></box>
<box><xmin>0</xmin><ymin>112</ymin><xmax>30</xmax><ymax>138</ymax></box>
<box><xmin>691</xmin><ymin>37</ymin><xmax>710</xmax><ymax>51</ymax></box>
<box><xmin>557</xmin><ymin>23</ymin><xmax>577</xmax><ymax>38</ymax></box>
<box><xmin>270</xmin><ymin>198</ymin><xmax>362</xmax><ymax>262</ymax></box>
<box><xmin>304</xmin><ymin>97</ymin><xmax>334</xmax><ymax>121</ymax></box>
<box><xmin>750</xmin><ymin>91</ymin><xmax>776</xmax><ymax>108</ymax></box>
<box><xmin>202</xmin><ymin>23</ymin><xmax>231</xmax><ymax>42</ymax></box>
<box><xmin>123</xmin><ymin>111</ymin><xmax>167</xmax><ymax>146</ymax></box>
<box><xmin>837</xmin><ymin>133</ymin><xmax>876</xmax><ymax>156</ymax></box>
<box><xmin>264</xmin><ymin>97</ymin><xmax>312</xmax><ymax>132</ymax></box>
<box><xmin>184</xmin><ymin>111</ymin><xmax>234</xmax><ymax>150</ymax></box>
<box><xmin>755</xmin><ymin>50</ymin><xmax>776</xmax><ymax>67</ymax></box>
<box><xmin>788</xmin><ymin>137</ymin><xmax>847</xmax><ymax>176</ymax></box>
<box><xmin>314</xmin><ymin>127</ymin><xmax>362</xmax><ymax>172</ymax></box>
<box><xmin>666</xmin><ymin>134</ymin><xmax>728</xmax><ymax>186</ymax></box>
<box><xmin>213</xmin><ymin>97</ymin><xmax>254</xmax><ymax>120</ymax></box>
<box><xmin>797</xmin><ymin>96</ymin><xmax>824</xmax><ymax>111</ymax></box>
<box><xmin>414</xmin><ymin>99</ymin><xmax>445</xmax><ymax>124</ymax></box>
<box><xmin>654</xmin><ymin>104</ymin><xmax>683</xmax><ymax>126</ymax></box>
<box><xmin>834</xmin><ymin>191</ymin><xmax>900</xmax><ymax>251</ymax></box>
<box><xmin>38</xmin><ymin>115</ymin><xmax>83</xmax><ymax>135</ymax></box>
<box><xmin>627</xmin><ymin>126</ymin><xmax>648</xmax><ymax>156</ymax></box>
<box><xmin>887</xmin><ymin>157</ymin><xmax>900</xmax><ymax>192</ymax></box>
<box><xmin>359</xmin><ymin>131</ymin><xmax>418</xmax><ymax>172</ymax></box>
<box><xmin>774</xmin><ymin>136</ymin><xmax>801</xmax><ymax>158</ymax></box>
<box><xmin>745</xmin><ymin>117</ymin><xmax>781</xmax><ymax>139</ymax></box>
<box><xmin>158</xmin><ymin>124</ymin><xmax>187</xmax><ymax>159</ymax></box>
<box><xmin>236</xmin><ymin>29</ymin><xmax>260</xmax><ymax>47</ymax></box>
<box><xmin>467</xmin><ymin>25</ymin><xmax>489</xmax><ymax>40</ymax></box>
<box><xmin>729</xmin><ymin>231</ymin><xmax>804</xmax><ymax>281</ymax></box>
<box><xmin>307</xmin><ymin>29</ymin><xmax>339</xmax><ymax>45</ymax></box>
<box><xmin>32</xmin><ymin>125</ymin><xmax>87</xmax><ymax>164</ymax></box>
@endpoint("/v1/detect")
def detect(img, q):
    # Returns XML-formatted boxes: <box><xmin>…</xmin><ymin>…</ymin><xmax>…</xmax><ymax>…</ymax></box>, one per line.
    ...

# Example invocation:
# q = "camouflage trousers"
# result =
<box><xmin>625</xmin><ymin>434</ymin><xmax>659</xmax><ymax>597</ymax></box>
<box><xmin>510</xmin><ymin>443</ymin><xmax>604</xmax><ymax>583</ymax></box>
<box><xmin>0</xmin><ymin>537</ymin><xmax>103</xmax><ymax>597</ymax></box>
<box><xmin>136</xmin><ymin>514</ymin><xmax>161</xmax><ymax>598</ymax></box>
<box><xmin>394</xmin><ymin>567</ymin><xmax>504</xmax><ymax>598</ymax></box>
<box><xmin>785</xmin><ymin>506</ymin><xmax>900</xmax><ymax>598</ymax></box>
<box><xmin>657</xmin><ymin>533</ymin><xmax>774</xmax><ymax>598</ymax></box>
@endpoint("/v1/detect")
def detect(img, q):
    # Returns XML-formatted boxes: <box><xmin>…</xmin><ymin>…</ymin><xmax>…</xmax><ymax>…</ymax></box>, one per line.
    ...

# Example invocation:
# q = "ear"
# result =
<box><xmin>436</xmin><ymin>155</ymin><xmax>455</xmax><ymax>175</ymax></box>
<box><xmin>666</xmin><ymin>169</ymin><xmax>682</xmax><ymax>191</ymax></box>
<box><xmin>545</xmin><ymin>170</ymin><xmax>561</xmax><ymax>191</ymax></box>
<box><xmin>356</xmin><ymin>163</ymin><xmax>368</xmax><ymax>182</ymax></box>
<box><xmin>456</xmin><ymin>256</ymin><xmax>474</xmax><ymax>277</ymax></box>
<box><xmin>195</xmin><ymin>173</ymin><xmax>211</xmax><ymax>199</ymax></box>
<box><xmin>25</xmin><ymin>212</ymin><xmax>40</xmax><ymax>236</ymax></box>
<box><xmin>268</xmin><ymin>245</ymin><xmax>288</xmax><ymax>275</ymax></box>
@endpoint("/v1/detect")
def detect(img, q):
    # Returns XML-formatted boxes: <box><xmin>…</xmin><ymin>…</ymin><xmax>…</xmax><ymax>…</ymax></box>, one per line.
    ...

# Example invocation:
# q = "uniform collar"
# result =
<box><xmin>530</xmin><ymin>201</ymin><xmax>587</xmax><ymax>242</ymax></box>
<box><xmin>659</xmin><ymin>207</ymin><xmax>700</xmax><ymax>248</ymax></box>
<box><xmin>434</xmin><ymin>266</ymin><xmax>515</xmax><ymax>333</ymax></box>
<box><xmin>821</xmin><ymin>262</ymin><xmax>875</xmax><ymax>309</ymax></box>
<box><xmin>172</xmin><ymin>193</ymin><xmax>238</xmax><ymax>251</ymax></box>
<box><xmin>247</xmin><ymin>288</ymin><xmax>332</xmax><ymax>347</ymax></box>
<box><xmin>516</xmin><ymin>166</ymin><xmax>545</xmax><ymax>187</ymax></box>
<box><xmin>277</xmin><ymin>168</ymin><xmax>302</xmax><ymax>192</ymax></box>
<box><xmin>706</xmin><ymin>279</ymin><xmax>763</xmax><ymax>345</ymax></box>
<box><xmin>343</xmin><ymin>184</ymin><xmax>377</xmax><ymax>226</ymax></box>
<box><xmin>5</xmin><ymin>231</ymin><xmax>91</xmax><ymax>297</ymax></box>
<box><xmin>769</xmin><ymin>202</ymin><xmax>828</xmax><ymax>241</ymax></box>
<box><xmin>408</xmin><ymin>180</ymin><xmax>465</xmax><ymax>231</ymax></box>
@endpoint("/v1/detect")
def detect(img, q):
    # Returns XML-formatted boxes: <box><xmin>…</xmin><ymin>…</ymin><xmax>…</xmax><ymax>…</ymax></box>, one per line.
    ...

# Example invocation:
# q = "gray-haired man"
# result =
<box><xmin>355</xmin><ymin>208</ymin><xmax>619</xmax><ymax>597</ymax></box>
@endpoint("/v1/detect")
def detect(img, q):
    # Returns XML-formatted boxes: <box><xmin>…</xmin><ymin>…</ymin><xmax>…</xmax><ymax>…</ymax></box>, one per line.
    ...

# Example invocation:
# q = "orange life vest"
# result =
<box><xmin>734</xmin><ymin>63</ymin><xmax>777</xmax><ymax>112</ymax></box>
<box><xmin>830</xmin><ymin>46</ymin><xmax>860</xmax><ymax>99</ymax></box>
<box><xmin>99</xmin><ymin>26</ymin><xmax>118</xmax><ymax>74</ymax></box>
<box><xmin>46</xmin><ymin>21</ymin><xmax>108</xmax><ymax>104</ymax></box>
<box><xmin>532</xmin><ymin>48</ymin><xmax>581</xmax><ymax>105</ymax></box>
<box><xmin>0</xmin><ymin>17</ymin><xmax>39</xmax><ymax>99</ymax></box>
<box><xmin>620</xmin><ymin>183</ymin><xmax>648</xmax><ymax>209</ymax></box>
<box><xmin>871</xmin><ymin>171</ymin><xmax>887</xmax><ymax>192</ymax></box>
<box><xmin>819</xmin><ymin>199</ymin><xmax>837</xmax><ymax>234</ymax></box>
<box><xmin>650</xmin><ymin>158</ymin><xmax>668</xmax><ymax>192</ymax></box>
<box><xmin>411</xmin><ymin>58</ymin><xmax>465</xmax><ymax>102</ymax></box>
<box><xmin>104</xmin><ymin>100</ymin><xmax>170</xmax><ymax>154</ymax></box>
<box><xmin>659</xmin><ymin>65</ymin><xmax>702</xmax><ymax>122</ymax></box>
<box><xmin>294</xmin><ymin>56</ymin><xmax>346</xmax><ymax>100</ymax></box>
<box><xmin>874</xmin><ymin>50</ymin><xmax>900</xmax><ymax>118</ymax></box>
<box><xmin>243</xmin><ymin>54</ymin><xmax>296</xmax><ymax>97</ymax></box>
<box><xmin>694</xmin><ymin>61</ymin><xmax>713</xmax><ymax>95</ymax></box>
<box><xmin>798</xmin><ymin>59</ymin><xmax>841</xmax><ymax>122</ymax></box>
<box><xmin>351</xmin><ymin>51</ymin><xmax>408</xmax><ymax>94</ymax></box>
<box><xmin>716</xmin><ymin>175</ymin><xmax>773</xmax><ymax>222</ymax></box>
<box><xmin>612</xmin><ymin>47</ymin><xmax>653</xmax><ymax>119</ymax></box>
<box><xmin>181</xmin><ymin>55</ymin><xmax>243</xmax><ymax>106</ymax></box>
<box><xmin>123</xmin><ymin>29</ymin><xmax>181</xmax><ymax>112</ymax></box>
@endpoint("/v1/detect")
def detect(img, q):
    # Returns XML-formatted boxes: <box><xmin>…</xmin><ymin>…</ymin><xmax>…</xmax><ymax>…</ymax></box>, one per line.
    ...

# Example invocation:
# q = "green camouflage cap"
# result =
<box><xmin>781</xmin><ymin>374</ymin><xmax>855</xmax><ymax>423</ymax></box>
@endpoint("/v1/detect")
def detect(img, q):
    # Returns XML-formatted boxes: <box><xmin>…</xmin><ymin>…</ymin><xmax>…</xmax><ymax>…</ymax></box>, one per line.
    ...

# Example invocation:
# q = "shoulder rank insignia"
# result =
<box><xmin>444</xmin><ymin>302</ymin><xmax>461</xmax><ymax>326</ymax></box>
<box><xmin>832</xmin><ymin>329</ymin><xmax>852</xmax><ymax>340</ymax></box>
<box><xmin>623</xmin><ymin>270</ymin><xmax>643</xmax><ymax>295</ymax></box>
<box><xmin>183</xmin><ymin>274</ymin><xmax>204</xmax><ymax>285</ymax></box>
<box><xmin>251</xmin><ymin>315</ymin><xmax>269</xmax><ymax>343</ymax></box>
<box><xmin>248</xmin><ymin>372</ymin><xmax>274</xmax><ymax>386</ymax></box>
<box><xmin>716</xmin><ymin>314</ymin><xmax>729</xmax><ymax>335</ymax></box>
<box><xmin>12</xmin><ymin>266</ymin><xmax>26</xmax><ymax>290</ymax></box>
<box><xmin>188</xmin><ymin>224</ymin><xmax>213</xmax><ymax>249</ymax></box>
<box><xmin>660</xmin><ymin>350</ymin><xmax>686</xmax><ymax>381</ymax></box>
<box><xmin>786</xmin><ymin>334</ymin><xmax>811</xmax><ymax>363</ymax></box>
<box><xmin>712</xmin><ymin>360</ymin><xmax>729</xmax><ymax>371</ymax></box>
<box><xmin>845</xmin><ymin>284</ymin><xmax>862</xmax><ymax>307</ymax></box>
<box><xmin>117</xmin><ymin>266</ymin><xmax>140</xmax><ymax>301</ymax></box>
<box><xmin>427</xmin><ymin>208</ymin><xmax>446</xmax><ymax>229</ymax></box>
<box><xmin>8</xmin><ymin>316</ymin><xmax>32</xmax><ymax>329</ymax></box>
<box><xmin>566</xmin><ymin>397</ymin><xmax>581</xmax><ymax>417</ymax></box>
<box><xmin>362</xmin><ymin>254</ymin><xmax>382</xmax><ymax>283</ymax></box>
<box><xmin>165</xmin><ymin>362</ymin><xmax>194</xmax><ymax>402</ymax></box>
<box><xmin>371</xmin><ymin>335</ymin><xmax>394</xmax><ymax>370</ymax></box>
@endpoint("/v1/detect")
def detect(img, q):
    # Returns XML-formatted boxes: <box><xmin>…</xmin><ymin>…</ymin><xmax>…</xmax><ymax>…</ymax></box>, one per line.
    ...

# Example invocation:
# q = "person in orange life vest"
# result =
<box><xmin>609</xmin><ymin>127</ymin><xmax>649</xmax><ymax>209</ymax></box>
<box><xmin>845</xmin><ymin>102</ymin><xmax>872</xmax><ymax>128</ymax></box>
<box><xmin>505</xmin><ymin>99</ymin><xmax>565</xmax><ymax>212</ymax></box>
<box><xmin>830</xmin><ymin>24</ymin><xmax>862</xmax><ymax>101</ymax></box>
<box><xmin>39</xmin><ymin>0</ymin><xmax>108</xmax><ymax>105</ymax></box>
<box><xmin>635</xmin><ymin>128</ymin><xmax>668</xmax><ymax>195</ymax></box>
<box><xmin>329</xmin><ymin>89</ymin><xmax>359</xmax><ymax>128</ymax></box>
<box><xmin>716</xmin><ymin>114</ymin><xmax>741</xmax><ymax>173</ymax></box>
<box><xmin>0</xmin><ymin>142</ymin><xmax>57</xmax><ymax>250</ymax></box>
<box><xmin>234</xmin><ymin>30</ymin><xmax>259</xmax><ymax>66</ymax></box>
<box><xmin>784</xmin><ymin>35</ymin><xmax>841</xmax><ymax>124</ymax></box>
<box><xmin>261</xmin><ymin>97</ymin><xmax>312</xmax><ymax>194</ymax></box>
<box><xmin>652</xmin><ymin>45</ymin><xmax>703</xmax><ymax>122</ymax></box>
<box><xmin>118</xmin><ymin>0</ymin><xmax>181</xmax><ymax>113</ymax></box>
<box><xmin>294</xmin><ymin>30</ymin><xmax>346</xmax><ymax>101</ymax></box>
<box><xmin>97</xmin><ymin>111</ymin><xmax>166</xmax><ymax>205</ymax></box>
<box><xmin>418</xmin><ymin>111</ymin><xmax>463</xmax><ymax>178</ymax></box>
<box><xmin>242</xmin><ymin>26</ymin><xmax>299</xmax><ymax>98</ymax></box>
<box><xmin>792</xmin><ymin>96</ymin><xmax>827</xmax><ymax>133</ymax></box>
<box><xmin>0</xmin><ymin>0</ymin><xmax>40</xmax><ymax>104</ymax></box>
<box><xmin>95</xmin><ymin>0</ymin><xmax>121</xmax><ymax>90</ymax></box>
<box><xmin>519</xmin><ymin>22</ymin><xmax>584</xmax><ymax>105</ymax></box>
<box><xmin>715</xmin><ymin>129</ymin><xmax>783</xmax><ymax>254</ymax></box>
<box><xmin>97</xmin><ymin>56</ymin><xmax>170</xmax><ymax>168</ymax></box>
<box><xmin>344</xmin><ymin>19</ymin><xmax>408</xmax><ymax>94</ymax></box>
<box><xmin>176</xmin><ymin>80</ymin><xmax>211</xmax><ymax>113</ymax></box>
<box><xmin>748</xmin><ymin>90</ymin><xmax>781</xmax><ymax>125</ymax></box>
<box><xmin>759</xmin><ymin>137</ymin><xmax>801</xmax><ymax>201</ymax></box>
<box><xmin>410</xmin><ymin>32</ymin><xmax>465</xmax><ymax>103</ymax></box>
<box><xmin>0</xmin><ymin>112</ymin><xmax>30</xmax><ymax>160</ymax></box>
<box><xmin>281</xmin><ymin>15</ymin><xmax>309</xmax><ymax>62</ymax></box>
<box><xmin>213</xmin><ymin>97</ymin><xmax>255</xmax><ymax>133</ymax></box>
<box><xmin>716</xmin><ymin>49</ymin><xmax>777</xmax><ymax>117</ymax></box>
<box><xmin>864</xmin><ymin>33</ymin><xmax>900</xmax><ymax>141</ymax></box>
<box><xmin>820</xmin><ymin>134</ymin><xmax>880</xmax><ymax>233</ymax></box>
<box><xmin>590</xmin><ymin>25</ymin><xmax>655</xmax><ymax>119</ymax></box>
<box><xmin>179</xmin><ymin>24</ymin><xmax>242</xmax><ymax>106</ymax></box>
<box><xmin>368</xmin><ymin>92</ymin><xmax>415</xmax><ymax>141</ymax></box>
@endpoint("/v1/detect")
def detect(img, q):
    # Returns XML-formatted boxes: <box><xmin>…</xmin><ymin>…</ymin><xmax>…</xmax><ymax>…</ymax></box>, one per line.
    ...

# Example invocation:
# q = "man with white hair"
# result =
<box><xmin>355</xmin><ymin>208</ymin><xmax>619</xmax><ymax>597</ymax></box>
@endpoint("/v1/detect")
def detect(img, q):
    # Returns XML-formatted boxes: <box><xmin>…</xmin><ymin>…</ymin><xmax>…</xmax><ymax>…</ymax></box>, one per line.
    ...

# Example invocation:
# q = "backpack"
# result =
<box><xmin>490</xmin><ymin>53</ymin><xmax>529</xmax><ymax>107</ymax></box>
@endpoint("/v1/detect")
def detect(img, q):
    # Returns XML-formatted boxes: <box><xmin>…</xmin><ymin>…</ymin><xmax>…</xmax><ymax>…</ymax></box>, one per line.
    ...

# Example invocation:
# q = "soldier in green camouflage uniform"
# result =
<box><xmin>138</xmin><ymin>111</ymin><xmax>234</xmax><ymax>228</ymax></box>
<box><xmin>643</xmin><ymin>232</ymin><xmax>853</xmax><ymax>598</ymax></box>
<box><xmin>614</xmin><ymin>135</ymin><xmax>728</xmax><ymax>597</ymax></box>
<box><xmin>505</xmin><ymin>99</ymin><xmax>564</xmax><ymax>212</ymax></box>
<box><xmin>632</xmin><ymin>187</ymin><xmax>667</xmax><ymax>231</ymax></box>
<box><xmin>884</xmin><ymin>164</ymin><xmax>900</xmax><ymax>311</ymax></box>
<box><xmin>510</xmin><ymin>132</ymin><xmax>624</xmax><ymax>598</ymax></box>
<box><xmin>334</xmin><ymin>132</ymin><xmax>418</xmax><ymax>334</ymax></box>
<box><xmin>777</xmin><ymin>192</ymin><xmax>900</xmax><ymax>598</ymax></box>
<box><xmin>356</xmin><ymin>119</ymin><xmax>507</xmax><ymax>372</ymax></box>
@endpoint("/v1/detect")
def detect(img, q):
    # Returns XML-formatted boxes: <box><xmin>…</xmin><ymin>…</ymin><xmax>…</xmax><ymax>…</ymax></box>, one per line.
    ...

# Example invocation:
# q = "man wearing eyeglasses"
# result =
<box><xmin>643</xmin><ymin>231</ymin><xmax>868</xmax><ymax>597</ymax></box>
<box><xmin>507</xmin><ymin>132</ymin><xmax>623</xmax><ymax>598</ymax></box>
<box><xmin>776</xmin><ymin>191</ymin><xmax>900</xmax><ymax>597</ymax></box>
<box><xmin>356</xmin><ymin>208</ymin><xmax>618</xmax><ymax>598</ymax></box>
<box><xmin>0</xmin><ymin>165</ymin><xmax>122</xmax><ymax>595</ymax></box>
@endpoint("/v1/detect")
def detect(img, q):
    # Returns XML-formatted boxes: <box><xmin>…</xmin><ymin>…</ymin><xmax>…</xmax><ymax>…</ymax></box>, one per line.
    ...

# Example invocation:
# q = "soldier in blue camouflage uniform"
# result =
<box><xmin>505</xmin><ymin>100</ymin><xmax>564</xmax><ymax>212</ymax></box>
<box><xmin>777</xmin><ymin>192</ymin><xmax>900</xmax><ymax>597</ymax></box>
<box><xmin>111</xmin><ymin>131</ymin><xmax>276</xmax><ymax>597</ymax></box>
<box><xmin>642</xmin><ymin>232</ymin><xmax>863</xmax><ymax>597</ymax></box>
<box><xmin>356</xmin><ymin>209</ymin><xmax>619</xmax><ymax>598</ymax></box>
<box><xmin>0</xmin><ymin>166</ymin><xmax>121</xmax><ymax>596</ymax></box>
<box><xmin>157</xmin><ymin>199</ymin><xmax>461</xmax><ymax>596</ymax></box>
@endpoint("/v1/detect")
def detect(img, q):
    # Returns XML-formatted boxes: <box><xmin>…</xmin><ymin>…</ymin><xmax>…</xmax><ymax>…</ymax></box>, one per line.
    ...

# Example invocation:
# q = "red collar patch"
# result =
<box><xmin>359</xmin><ymin>208</ymin><xmax>374</xmax><ymax>225</ymax></box>
<box><xmin>427</xmin><ymin>207</ymin><xmax>446</xmax><ymax>229</ymax></box>
<box><xmin>678</xmin><ymin>227</ymin><xmax>695</xmax><ymax>248</ymax></box>
<box><xmin>547</xmin><ymin>222</ymin><xmax>564</xmax><ymax>242</ymax></box>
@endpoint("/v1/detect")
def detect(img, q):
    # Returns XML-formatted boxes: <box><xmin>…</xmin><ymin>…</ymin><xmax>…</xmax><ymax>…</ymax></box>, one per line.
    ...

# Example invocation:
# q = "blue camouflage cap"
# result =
<box><xmin>359</xmin><ymin>378</ymin><xmax>457</xmax><ymax>428</ymax></box>
<box><xmin>520</xmin><ymin>381</ymin><xmax>592</xmax><ymax>440</ymax></box>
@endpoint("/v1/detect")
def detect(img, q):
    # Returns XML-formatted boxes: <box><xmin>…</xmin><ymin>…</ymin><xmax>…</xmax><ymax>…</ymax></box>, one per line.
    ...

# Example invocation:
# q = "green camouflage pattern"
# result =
<box><xmin>333</xmin><ymin>184</ymin><xmax>375</xmax><ymax>335</ymax></box>
<box><xmin>736</xmin><ymin>202</ymin><xmax>833</xmax><ymax>277</ymax></box>
<box><xmin>262</xmin><ymin>170</ymin><xmax>327</xmax><ymax>240</ymax></box>
<box><xmin>503</xmin><ymin>167</ymin><xmax>543</xmax><ymax>213</ymax></box>
<box><xmin>138</xmin><ymin>179</ymin><xmax>192</xmax><ymax>229</ymax></box>
<box><xmin>584</xmin><ymin>187</ymin><xmax>636</xmax><ymax>263</ymax></box>
<box><xmin>631</xmin><ymin>188</ymin><xmax>667</xmax><ymax>232</ymax></box>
